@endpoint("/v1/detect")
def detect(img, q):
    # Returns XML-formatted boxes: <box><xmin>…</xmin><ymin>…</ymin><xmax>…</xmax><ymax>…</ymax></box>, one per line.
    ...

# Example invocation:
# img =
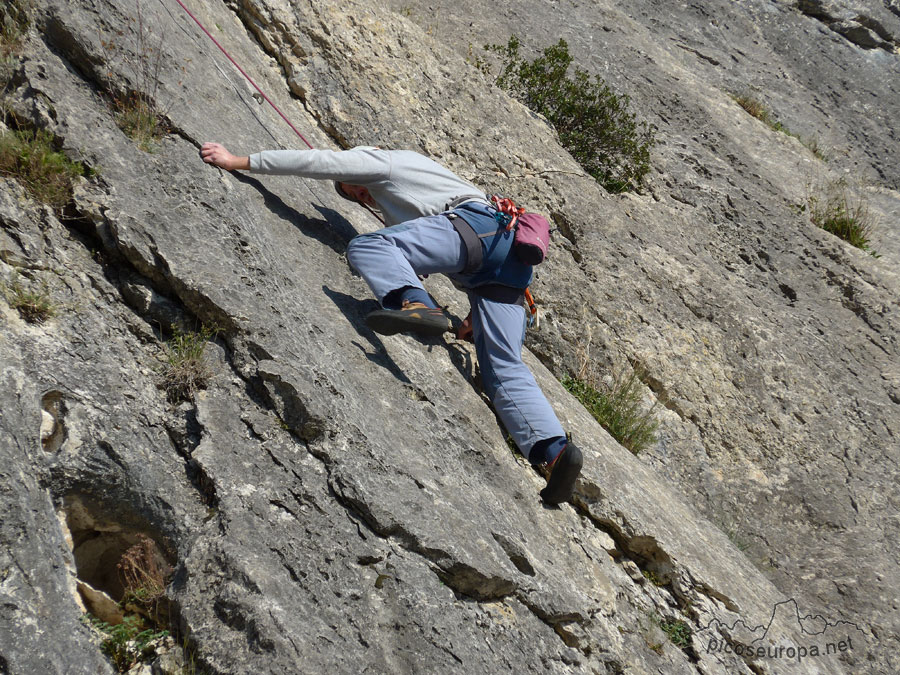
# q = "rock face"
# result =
<box><xmin>0</xmin><ymin>0</ymin><xmax>896</xmax><ymax>674</ymax></box>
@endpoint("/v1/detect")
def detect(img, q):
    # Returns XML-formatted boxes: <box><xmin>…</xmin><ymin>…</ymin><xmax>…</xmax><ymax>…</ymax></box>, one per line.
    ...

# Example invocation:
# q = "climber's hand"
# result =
<box><xmin>201</xmin><ymin>142</ymin><xmax>249</xmax><ymax>171</ymax></box>
<box><xmin>456</xmin><ymin>312</ymin><xmax>474</xmax><ymax>343</ymax></box>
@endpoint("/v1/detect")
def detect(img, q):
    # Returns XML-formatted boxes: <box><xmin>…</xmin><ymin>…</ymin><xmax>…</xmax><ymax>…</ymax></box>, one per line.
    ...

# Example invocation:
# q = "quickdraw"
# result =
<box><xmin>490</xmin><ymin>195</ymin><xmax>526</xmax><ymax>231</ymax></box>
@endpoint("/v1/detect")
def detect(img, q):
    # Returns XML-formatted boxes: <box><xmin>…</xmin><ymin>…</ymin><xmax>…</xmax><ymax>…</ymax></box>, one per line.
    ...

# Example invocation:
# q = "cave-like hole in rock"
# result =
<box><xmin>60</xmin><ymin>495</ymin><xmax>174</xmax><ymax>628</ymax></box>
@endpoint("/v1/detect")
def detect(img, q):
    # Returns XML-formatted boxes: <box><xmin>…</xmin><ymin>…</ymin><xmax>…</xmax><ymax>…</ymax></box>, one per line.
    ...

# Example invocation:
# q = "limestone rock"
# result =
<box><xmin>0</xmin><ymin>0</ymin><xmax>896</xmax><ymax>673</ymax></box>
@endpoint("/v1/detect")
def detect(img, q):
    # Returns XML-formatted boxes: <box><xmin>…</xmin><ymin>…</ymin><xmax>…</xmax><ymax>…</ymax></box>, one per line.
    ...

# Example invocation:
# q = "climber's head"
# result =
<box><xmin>335</xmin><ymin>182</ymin><xmax>377</xmax><ymax>208</ymax></box>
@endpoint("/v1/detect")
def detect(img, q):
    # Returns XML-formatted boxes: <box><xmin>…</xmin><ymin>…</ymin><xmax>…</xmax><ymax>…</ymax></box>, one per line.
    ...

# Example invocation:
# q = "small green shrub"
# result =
<box><xmin>0</xmin><ymin>128</ymin><xmax>84</xmax><ymax>208</ymax></box>
<box><xmin>659</xmin><ymin>618</ymin><xmax>692</xmax><ymax>650</ymax></box>
<box><xmin>562</xmin><ymin>369</ymin><xmax>659</xmax><ymax>454</ymax></box>
<box><xmin>486</xmin><ymin>37</ymin><xmax>654</xmax><ymax>193</ymax></box>
<box><xmin>160</xmin><ymin>325</ymin><xmax>216</xmax><ymax>402</ymax></box>
<box><xmin>807</xmin><ymin>179</ymin><xmax>877</xmax><ymax>256</ymax></box>
<box><xmin>86</xmin><ymin>615</ymin><xmax>169</xmax><ymax>672</ymax></box>
<box><xmin>2</xmin><ymin>272</ymin><xmax>55</xmax><ymax>323</ymax></box>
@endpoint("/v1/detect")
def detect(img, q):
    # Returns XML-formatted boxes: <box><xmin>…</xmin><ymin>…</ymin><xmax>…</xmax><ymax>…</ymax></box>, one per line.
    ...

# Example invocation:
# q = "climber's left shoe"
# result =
<box><xmin>540</xmin><ymin>442</ymin><xmax>583</xmax><ymax>505</ymax></box>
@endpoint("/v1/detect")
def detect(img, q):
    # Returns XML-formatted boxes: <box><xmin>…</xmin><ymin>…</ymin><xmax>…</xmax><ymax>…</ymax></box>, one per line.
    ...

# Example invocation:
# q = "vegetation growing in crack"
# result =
<box><xmin>118</xmin><ymin>535</ymin><xmax>171</xmax><ymax>627</ymax></box>
<box><xmin>85</xmin><ymin>615</ymin><xmax>169</xmax><ymax>672</ymax></box>
<box><xmin>731</xmin><ymin>91</ymin><xmax>829</xmax><ymax>160</ymax></box>
<box><xmin>804</xmin><ymin>178</ymin><xmax>878</xmax><ymax>256</ymax></box>
<box><xmin>82</xmin><ymin>536</ymin><xmax>174</xmax><ymax>672</ymax></box>
<box><xmin>1</xmin><ymin>0</ymin><xmax>30</xmax><ymax>57</ymax></box>
<box><xmin>642</xmin><ymin>569</ymin><xmax>666</xmax><ymax>587</ymax></box>
<box><xmin>659</xmin><ymin>617</ymin><xmax>693</xmax><ymax>650</ymax></box>
<box><xmin>98</xmin><ymin>0</ymin><xmax>168</xmax><ymax>152</ymax></box>
<box><xmin>483</xmin><ymin>36</ymin><xmax>654</xmax><ymax>193</ymax></box>
<box><xmin>562</xmin><ymin>367</ymin><xmax>659</xmax><ymax>455</ymax></box>
<box><xmin>1</xmin><ymin>271</ymin><xmax>56</xmax><ymax>323</ymax></box>
<box><xmin>160</xmin><ymin>324</ymin><xmax>218</xmax><ymax>403</ymax></box>
<box><xmin>0</xmin><ymin>127</ymin><xmax>85</xmax><ymax>209</ymax></box>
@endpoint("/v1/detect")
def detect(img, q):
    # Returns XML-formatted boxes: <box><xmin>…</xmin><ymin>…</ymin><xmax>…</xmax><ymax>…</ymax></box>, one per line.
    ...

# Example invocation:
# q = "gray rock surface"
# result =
<box><xmin>0</xmin><ymin>0</ymin><xmax>896</xmax><ymax>673</ymax></box>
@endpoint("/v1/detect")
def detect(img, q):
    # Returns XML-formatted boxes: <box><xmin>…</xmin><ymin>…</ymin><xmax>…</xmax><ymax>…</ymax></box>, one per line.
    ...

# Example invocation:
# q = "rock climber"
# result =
<box><xmin>200</xmin><ymin>143</ymin><xmax>583</xmax><ymax>504</ymax></box>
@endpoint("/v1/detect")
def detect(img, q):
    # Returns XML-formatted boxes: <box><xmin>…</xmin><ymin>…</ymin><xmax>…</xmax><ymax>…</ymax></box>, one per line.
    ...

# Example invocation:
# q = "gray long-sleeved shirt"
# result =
<box><xmin>249</xmin><ymin>147</ymin><xmax>485</xmax><ymax>227</ymax></box>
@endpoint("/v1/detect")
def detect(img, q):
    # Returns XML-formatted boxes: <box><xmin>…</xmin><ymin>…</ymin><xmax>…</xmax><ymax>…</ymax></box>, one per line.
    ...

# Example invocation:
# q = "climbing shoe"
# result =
<box><xmin>366</xmin><ymin>301</ymin><xmax>451</xmax><ymax>337</ymax></box>
<box><xmin>540</xmin><ymin>442</ymin><xmax>583</xmax><ymax>505</ymax></box>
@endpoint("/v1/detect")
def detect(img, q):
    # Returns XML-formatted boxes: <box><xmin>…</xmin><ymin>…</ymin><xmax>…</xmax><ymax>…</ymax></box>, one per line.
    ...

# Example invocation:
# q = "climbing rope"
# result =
<box><xmin>170</xmin><ymin>0</ymin><xmax>388</xmax><ymax>225</ymax></box>
<box><xmin>170</xmin><ymin>0</ymin><xmax>314</xmax><ymax>149</ymax></box>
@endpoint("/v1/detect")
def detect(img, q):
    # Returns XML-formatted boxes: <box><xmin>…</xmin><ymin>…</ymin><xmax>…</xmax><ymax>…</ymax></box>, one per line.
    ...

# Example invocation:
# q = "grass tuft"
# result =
<box><xmin>160</xmin><ymin>325</ymin><xmax>217</xmax><ymax>402</ymax></box>
<box><xmin>99</xmin><ymin>0</ymin><xmax>168</xmax><ymax>152</ymax></box>
<box><xmin>2</xmin><ymin>272</ymin><xmax>56</xmax><ymax>323</ymax></box>
<box><xmin>486</xmin><ymin>36</ymin><xmax>654</xmax><ymax>193</ymax></box>
<box><xmin>732</xmin><ymin>91</ymin><xmax>830</xmax><ymax>160</ymax></box>
<box><xmin>85</xmin><ymin>614</ymin><xmax>169</xmax><ymax>672</ymax></box>
<box><xmin>807</xmin><ymin>179</ymin><xmax>878</xmax><ymax>256</ymax></box>
<box><xmin>562</xmin><ymin>369</ymin><xmax>659</xmax><ymax>455</ymax></box>
<box><xmin>113</xmin><ymin>92</ymin><xmax>165</xmax><ymax>152</ymax></box>
<box><xmin>0</xmin><ymin>128</ymin><xmax>85</xmax><ymax>209</ymax></box>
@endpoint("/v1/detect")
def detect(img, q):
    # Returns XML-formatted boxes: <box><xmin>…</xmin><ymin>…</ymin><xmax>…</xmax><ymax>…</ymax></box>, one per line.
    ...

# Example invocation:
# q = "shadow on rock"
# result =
<box><xmin>229</xmin><ymin>173</ymin><xmax>358</xmax><ymax>254</ymax></box>
<box><xmin>321</xmin><ymin>285</ymin><xmax>412</xmax><ymax>386</ymax></box>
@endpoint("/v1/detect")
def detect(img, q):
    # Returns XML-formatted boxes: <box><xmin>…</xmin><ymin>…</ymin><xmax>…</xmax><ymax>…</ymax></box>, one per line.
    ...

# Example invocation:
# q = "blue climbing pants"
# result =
<box><xmin>347</xmin><ymin>215</ymin><xmax>566</xmax><ymax>461</ymax></box>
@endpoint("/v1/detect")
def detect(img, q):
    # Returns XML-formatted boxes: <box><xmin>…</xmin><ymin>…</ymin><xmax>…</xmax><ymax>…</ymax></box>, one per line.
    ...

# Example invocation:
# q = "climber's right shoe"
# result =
<box><xmin>540</xmin><ymin>442</ymin><xmax>583</xmax><ymax>505</ymax></box>
<box><xmin>366</xmin><ymin>301</ymin><xmax>451</xmax><ymax>337</ymax></box>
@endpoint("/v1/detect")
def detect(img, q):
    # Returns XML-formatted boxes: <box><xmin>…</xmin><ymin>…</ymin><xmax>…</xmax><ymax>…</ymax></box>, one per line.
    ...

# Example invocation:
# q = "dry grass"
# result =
<box><xmin>99</xmin><ymin>0</ymin><xmax>168</xmax><ymax>152</ymax></box>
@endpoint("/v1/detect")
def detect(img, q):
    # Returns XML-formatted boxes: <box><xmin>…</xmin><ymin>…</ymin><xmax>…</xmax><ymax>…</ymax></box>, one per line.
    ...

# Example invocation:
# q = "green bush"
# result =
<box><xmin>562</xmin><ymin>369</ymin><xmax>658</xmax><ymax>454</ymax></box>
<box><xmin>487</xmin><ymin>37</ymin><xmax>654</xmax><ymax>193</ymax></box>
<box><xmin>807</xmin><ymin>179</ymin><xmax>877</xmax><ymax>256</ymax></box>
<box><xmin>0</xmin><ymin>128</ymin><xmax>84</xmax><ymax>208</ymax></box>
